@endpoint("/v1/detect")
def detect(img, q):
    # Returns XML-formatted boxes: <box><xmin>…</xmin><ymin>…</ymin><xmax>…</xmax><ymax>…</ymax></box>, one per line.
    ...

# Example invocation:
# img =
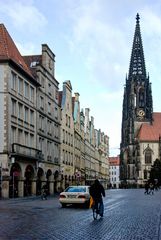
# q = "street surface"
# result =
<box><xmin>0</xmin><ymin>189</ymin><xmax>161</xmax><ymax>240</ymax></box>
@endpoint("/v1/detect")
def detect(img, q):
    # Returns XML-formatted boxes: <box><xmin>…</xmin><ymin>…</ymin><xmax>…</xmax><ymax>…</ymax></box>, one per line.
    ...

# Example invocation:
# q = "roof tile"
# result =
<box><xmin>138</xmin><ymin>112</ymin><xmax>161</xmax><ymax>141</ymax></box>
<box><xmin>109</xmin><ymin>156</ymin><xmax>120</xmax><ymax>165</ymax></box>
<box><xmin>0</xmin><ymin>24</ymin><xmax>32</xmax><ymax>76</ymax></box>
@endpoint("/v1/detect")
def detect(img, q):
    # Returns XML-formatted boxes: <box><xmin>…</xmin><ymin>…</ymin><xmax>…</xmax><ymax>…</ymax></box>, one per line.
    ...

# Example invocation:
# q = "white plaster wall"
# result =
<box><xmin>140</xmin><ymin>142</ymin><xmax>159</xmax><ymax>165</ymax></box>
<box><xmin>109</xmin><ymin>165</ymin><xmax>120</xmax><ymax>187</ymax></box>
<box><xmin>140</xmin><ymin>142</ymin><xmax>159</xmax><ymax>181</ymax></box>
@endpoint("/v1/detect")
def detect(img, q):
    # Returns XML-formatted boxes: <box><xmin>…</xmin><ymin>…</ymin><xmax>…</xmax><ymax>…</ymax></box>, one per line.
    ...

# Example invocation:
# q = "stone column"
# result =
<box><xmin>49</xmin><ymin>181</ymin><xmax>54</xmax><ymax>195</ymax></box>
<box><xmin>57</xmin><ymin>180</ymin><xmax>61</xmax><ymax>193</ymax></box>
<box><xmin>18</xmin><ymin>178</ymin><xmax>24</xmax><ymax>197</ymax></box>
<box><xmin>2</xmin><ymin>178</ymin><xmax>9</xmax><ymax>198</ymax></box>
<box><xmin>32</xmin><ymin>178</ymin><xmax>37</xmax><ymax>195</ymax></box>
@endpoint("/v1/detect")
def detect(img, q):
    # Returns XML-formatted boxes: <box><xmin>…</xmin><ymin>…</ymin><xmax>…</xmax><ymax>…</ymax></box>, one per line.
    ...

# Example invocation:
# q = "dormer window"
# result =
<box><xmin>30</xmin><ymin>61</ymin><xmax>38</xmax><ymax>68</ymax></box>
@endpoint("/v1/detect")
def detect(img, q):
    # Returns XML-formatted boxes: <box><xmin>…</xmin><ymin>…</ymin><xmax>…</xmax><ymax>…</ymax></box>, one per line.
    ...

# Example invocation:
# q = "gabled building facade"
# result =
<box><xmin>59</xmin><ymin>81</ymin><xmax>75</xmax><ymax>189</ymax></box>
<box><xmin>0</xmin><ymin>24</ymin><xmax>61</xmax><ymax>198</ymax></box>
<box><xmin>136</xmin><ymin>113</ymin><xmax>161</xmax><ymax>184</ymax></box>
<box><xmin>95</xmin><ymin>129</ymin><xmax>109</xmax><ymax>188</ymax></box>
<box><xmin>80</xmin><ymin>109</ymin><xmax>86</xmax><ymax>183</ymax></box>
<box><xmin>120</xmin><ymin>14</ymin><xmax>161</xmax><ymax>186</ymax></box>
<box><xmin>0</xmin><ymin>24</ymin><xmax>40</xmax><ymax>198</ymax></box>
<box><xmin>109</xmin><ymin>156</ymin><xmax>120</xmax><ymax>188</ymax></box>
<box><xmin>73</xmin><ymin>93</ymin><xmax>85</xmax><ymax>184</ymax></box>
<box><xmin>0</xmin><ymin>23</ymin><xmax>110</xmax><ymax>198</ymax></box>
<box><xmin>24</xmin><ymin>44</ymin><xmax>61</xmax><ymax>194</ymax></box>
<box><xmin>84</xmin><ymin>108</ymin><xmax>95</xmax><ymax>183</ymax></box>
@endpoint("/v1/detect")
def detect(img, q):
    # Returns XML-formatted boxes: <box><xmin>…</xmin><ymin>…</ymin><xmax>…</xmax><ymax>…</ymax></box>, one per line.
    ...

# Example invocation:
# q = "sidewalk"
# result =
<box><xmin>0</xmin><ymin>193</ymin><xmax>59</xmax><ymax>202</ymax></box>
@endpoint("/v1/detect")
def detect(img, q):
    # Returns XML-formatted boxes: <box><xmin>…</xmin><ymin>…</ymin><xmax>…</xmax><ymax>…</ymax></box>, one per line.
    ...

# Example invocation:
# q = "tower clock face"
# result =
<box><xmin>137</xmin><ymin>109</ymin><xmax>145</xmax><ymax>117</ymax></box>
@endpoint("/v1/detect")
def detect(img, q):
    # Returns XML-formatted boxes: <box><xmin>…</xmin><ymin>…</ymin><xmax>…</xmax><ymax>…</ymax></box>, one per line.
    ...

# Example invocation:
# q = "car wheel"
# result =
<box><xmin>61</xmin><ymin>203</ymin><xmax>66</xmax><ymax>208</ymax></box>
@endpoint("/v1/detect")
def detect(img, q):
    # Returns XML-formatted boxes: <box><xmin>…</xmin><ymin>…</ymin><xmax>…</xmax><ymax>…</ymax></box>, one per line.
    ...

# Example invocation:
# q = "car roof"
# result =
<box><xmin>67</xmin><ymin>185</ymin><xmax>90</xmax><ymax>187</ymax></box>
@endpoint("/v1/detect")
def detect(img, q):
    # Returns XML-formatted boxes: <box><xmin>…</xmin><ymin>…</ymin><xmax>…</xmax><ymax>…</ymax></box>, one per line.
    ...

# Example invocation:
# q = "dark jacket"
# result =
<box><xmin>90</xmin><ymin>179</ymin><xmax>105</xmax><ymax>201</ymax></box>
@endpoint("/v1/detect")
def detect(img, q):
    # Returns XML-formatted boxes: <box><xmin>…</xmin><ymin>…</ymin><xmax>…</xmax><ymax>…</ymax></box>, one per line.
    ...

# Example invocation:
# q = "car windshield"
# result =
<box><xmin>65</xmin><ymin>187</ymin><xmax>86</xmax><ymax>193</ymax></box>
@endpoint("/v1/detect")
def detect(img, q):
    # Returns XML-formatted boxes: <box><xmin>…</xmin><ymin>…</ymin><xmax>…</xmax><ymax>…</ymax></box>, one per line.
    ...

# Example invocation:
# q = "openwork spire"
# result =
<box><xmin>128</xmin><ymin>13</ymin><xmax>146</xmax><ymax>79</ymax></box>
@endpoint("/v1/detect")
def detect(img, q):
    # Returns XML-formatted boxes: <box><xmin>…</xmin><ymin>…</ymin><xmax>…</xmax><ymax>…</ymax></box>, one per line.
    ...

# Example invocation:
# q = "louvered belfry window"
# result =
<box><xmin>139</xmin><ymin>89</ymin><xmax>144</xmax><ymax>108</ymax></box>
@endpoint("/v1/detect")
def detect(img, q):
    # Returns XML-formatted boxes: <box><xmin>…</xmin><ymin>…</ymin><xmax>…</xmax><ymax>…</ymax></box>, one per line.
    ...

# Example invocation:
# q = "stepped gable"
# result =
<box><xmin>0</xmin><ymin>23</ymin><xmax>32</xmax><ymax>77</ymax></box>
<box><xmin>138</xmin><ymin>112</ymin><xmax>161</xmax><ymax>141</ymax></box>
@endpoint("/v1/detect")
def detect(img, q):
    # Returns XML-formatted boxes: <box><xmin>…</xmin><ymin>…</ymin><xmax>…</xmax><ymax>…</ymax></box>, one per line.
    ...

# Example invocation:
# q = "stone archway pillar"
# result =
<box><xmin>32</xmin><ymin>178</ymin><xmax>37</xmax><ymax>195</ymax></box>
<box><xmin>57</xmin><ymin>180</ymin><xmax>61</xmax><ymax>192</ymax></box>
<box><xmin>62</xmin><ymin>177</ymin><xmax>65</xmax><ymax>190</ymax></box>
<box><xmin>2</xmin><ymin>177</ymin><xmax>9</xmax><ymax>198</ymax></box>
<box><xmin>49</xmin><ymin>181</ymin><xmax>54</xmax><ymax>195</ymax></box>
<box><xmin>18</xmin><ymin>177</ymin><xmax>24</xmax><ymax>197</ymax></box>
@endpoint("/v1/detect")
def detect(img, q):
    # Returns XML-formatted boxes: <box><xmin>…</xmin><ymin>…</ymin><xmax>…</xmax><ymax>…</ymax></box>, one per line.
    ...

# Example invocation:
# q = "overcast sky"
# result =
<box><xmin>1</xmin><ymin>0</ymin><xmax>161</xmax><ymax>156</ymax></box>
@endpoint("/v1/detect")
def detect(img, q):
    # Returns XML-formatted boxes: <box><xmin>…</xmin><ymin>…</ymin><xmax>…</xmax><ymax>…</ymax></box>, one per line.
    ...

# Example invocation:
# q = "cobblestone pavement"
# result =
<box><xmin>0</xmin><ymin>189</ymin><xmax>161</xmax><ymax>240</ymax></box>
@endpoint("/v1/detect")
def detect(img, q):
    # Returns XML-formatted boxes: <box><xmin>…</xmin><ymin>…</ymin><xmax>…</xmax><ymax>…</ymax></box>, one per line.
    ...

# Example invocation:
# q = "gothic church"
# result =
<box><xmin>120</xmin><ymin>13</ymin><xmax>161</xmax><ymax>186</ymax></box>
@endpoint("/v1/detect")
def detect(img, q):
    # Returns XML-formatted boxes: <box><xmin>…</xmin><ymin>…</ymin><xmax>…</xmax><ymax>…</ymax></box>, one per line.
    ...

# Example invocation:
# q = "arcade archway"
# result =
<box><xmin>36</xmin><ymin>167</ymin><xmax>44</xmax><ymax>195</ymax></box>
<box><xmin>46</xmin><ymin>169</ymin><xmax>52</xmax><ymax>194</ymax></box>
<box><xmin>24</xmin><ymin>165</ymin><xmax>34</xmax><ymax>196</ymax></box>
<box><xmin>9</xmin><ymin>163</ymin><xmax>21</xmax><ymax>198</ymax></box>
<box><xmin>54</xmin><ymin>170</ymin><xmax>59</xmax><ymax>193</ymax></box>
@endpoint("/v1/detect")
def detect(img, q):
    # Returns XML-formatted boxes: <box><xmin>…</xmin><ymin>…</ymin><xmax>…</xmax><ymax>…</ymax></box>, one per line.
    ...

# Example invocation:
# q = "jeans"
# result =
<box><xmin>95</xmin><ymin>198</ymin><xmax>104</xmax><ymax>216</ymax></box>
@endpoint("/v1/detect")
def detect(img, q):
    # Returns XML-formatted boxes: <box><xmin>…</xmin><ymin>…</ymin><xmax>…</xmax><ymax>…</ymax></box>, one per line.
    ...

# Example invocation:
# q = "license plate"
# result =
<box><xmin>68</xmin><ymin>195</ymin><xmax>76</xmax><ymax>198</ymax></box>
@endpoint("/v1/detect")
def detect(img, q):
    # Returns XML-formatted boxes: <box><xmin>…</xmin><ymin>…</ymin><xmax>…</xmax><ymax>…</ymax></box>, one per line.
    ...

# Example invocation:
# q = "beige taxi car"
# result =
<box><xmin>59</xmin><ymin>185</ymin><xmax>90</xmax><ymax>208</ymax></box>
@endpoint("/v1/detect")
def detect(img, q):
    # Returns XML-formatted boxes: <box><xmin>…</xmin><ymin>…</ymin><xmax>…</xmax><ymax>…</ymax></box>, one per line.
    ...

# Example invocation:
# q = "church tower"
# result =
<box><xmin>120</xmin><ymin>14</ymin><xmax>153</xmax><ymax>185</ymax></box>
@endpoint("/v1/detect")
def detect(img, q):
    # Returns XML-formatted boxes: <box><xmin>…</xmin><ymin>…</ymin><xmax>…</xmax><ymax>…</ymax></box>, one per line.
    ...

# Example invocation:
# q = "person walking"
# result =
<box><xmin>149</xmin><ymin>182</ymin><xmax>154</xmax><ymax>195</ymax></box>
<box><xmin>41</xmin><ymin>184</ymin><xmax>48</xmax><ymax>200</ymax></box>
<box><xmin>144</xmin><ymin>182</ymin><xmax>149</xmax><ymax>194</ymax></box>
<box><xmin>90</xmin><ymin>179</ymin><xmax>105</xmax><ymax>218</ymax></box>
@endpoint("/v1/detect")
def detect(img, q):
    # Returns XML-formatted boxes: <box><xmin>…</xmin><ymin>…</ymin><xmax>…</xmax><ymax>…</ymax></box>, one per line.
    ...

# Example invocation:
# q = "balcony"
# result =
<box><xmin>12</xmin><ymin>143</ymin><xmax>43</xmax><ymax>161</ymax></box>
